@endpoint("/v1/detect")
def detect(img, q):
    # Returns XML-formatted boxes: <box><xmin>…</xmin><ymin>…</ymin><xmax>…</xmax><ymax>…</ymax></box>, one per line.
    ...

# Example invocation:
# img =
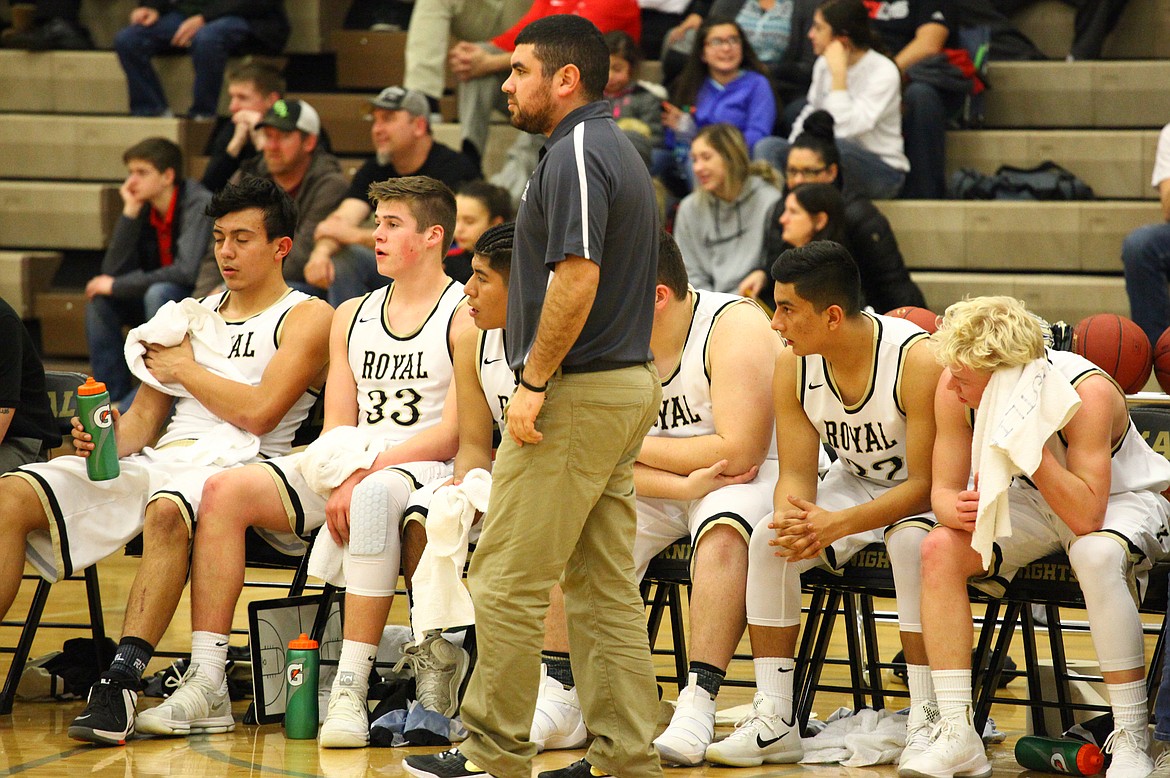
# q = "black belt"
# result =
<box><xmin>515</xmin><ymin>360</ymin><xmax>644</xmax><ymax>384</ymax></box>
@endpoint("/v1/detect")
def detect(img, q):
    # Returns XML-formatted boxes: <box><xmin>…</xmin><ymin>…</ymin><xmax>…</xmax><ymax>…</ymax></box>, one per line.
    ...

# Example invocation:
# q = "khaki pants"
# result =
<box><xmin>403</xmin><ymin>0</ymin><xmax>530</xmax><ymax>99</ymax></box>
<box><xmin>460</xmin><ymin>364</ymin><xmax>664</xmax><ymax>778</ymax></box>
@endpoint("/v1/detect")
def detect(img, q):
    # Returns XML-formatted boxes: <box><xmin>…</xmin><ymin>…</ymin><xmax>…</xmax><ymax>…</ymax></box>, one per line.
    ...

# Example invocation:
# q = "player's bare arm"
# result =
<box><xmin>769</xmin><ymin>346</ymin><xmax>822</xmax><ymax>558</ymax></box>
<box><xmin>321</xmin><ymin>297</ymin><xmax>365</xmax><ymax>432</ymax></box>
<box><xmin>72</xmin><ymin>383</ymin><xmax>175</xmax><ymax>459</ymax></box>
<box><xmin>638</xmin><ymin>303</ymin><xmax>778</xmax><ymax>477</ymax></box>
<box><xmin>451</xmin><ymin>325</ymin><xmax>495</xmax><ymax>482</ymax></box>
<box><xmin>634</xmin><ymin>459</ymin><xmax>760</xmax><ymax>501</ymax></box>
<box><xmin>143</xmin><ymin>297</ymin><xmax>333</xmax><ymax>435</ymax></box>
<box><xmin>931</xmin><ymin>368</ymin><xmax>977</xmax><ymax>532</ymax></box>
<box><xmin>1031</xmin><ymin>374</ymin><xmax>1118</xmax><ymax>535</ymax></box>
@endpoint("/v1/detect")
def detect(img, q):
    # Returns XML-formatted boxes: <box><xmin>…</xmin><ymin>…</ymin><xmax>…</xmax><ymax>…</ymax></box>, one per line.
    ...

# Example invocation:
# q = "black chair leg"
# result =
<box><xmin>85</xmin><ymin>567</ymin><xmax>109</xmax><ymax>668</ymax></box>
<box><xmin>0</xmin><ymin>579</ymin><xmax>52</xmax><ymax>715</ymax></box>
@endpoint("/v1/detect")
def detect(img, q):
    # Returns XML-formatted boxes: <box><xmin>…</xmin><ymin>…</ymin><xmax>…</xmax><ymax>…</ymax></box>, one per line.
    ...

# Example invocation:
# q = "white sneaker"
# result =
<box><xmin>135</xmin><ymin>664</ymin><xmax>234</xmax><ymax>736</ymax></box>
<box><xmin>319</xmin><ymin>673</ymin><xmax>370</xmax><ymax>748</ymax></box>
<box><xmin>529</xmin><ymin>664</ymin><xmax>586</xmax><ymax>752</ymax></box>
<box><xmin>1149</xmin><ymin>747</ymin><xmax>1170</xmax><ymax>778</ymax></box>
<box><xmin>898</xmin><ymin>713</ymin><xmax>991</xmax><ymax>778</ymax></box>
<box><xmin>654</xmin><ymin>682</ymin><xmax>716</xmax><ymax>766</ymax></box>
<box><xmin>703</xmin><ymin>691</ymin><xmax>802</xmax><ymax>767</ymax></box>
<box><xmin>393</xmin><ymin>632</ymin><xmax>470</xmax><ymax>718</ymax></box>
<box><xmin>1105</xmin><ymin>727</ymin><xmax>1153</xmax><ymax>778</ymax></box>
<box><xmin>899</xmin><ymin>700</ymin><xmax>941</xmax><ymax>768</ymax></box>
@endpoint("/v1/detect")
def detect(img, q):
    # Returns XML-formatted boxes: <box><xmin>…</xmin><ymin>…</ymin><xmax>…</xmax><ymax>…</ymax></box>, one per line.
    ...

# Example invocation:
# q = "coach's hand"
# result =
<box><xmin>506</xmin><ymin>385</ymin><xmax>544</xmax><ymax>446</ymax></box>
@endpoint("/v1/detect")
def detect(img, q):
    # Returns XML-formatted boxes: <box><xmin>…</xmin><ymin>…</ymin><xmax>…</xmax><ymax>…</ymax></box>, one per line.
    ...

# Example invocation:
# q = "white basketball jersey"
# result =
<box><xmin>346</xmin><ymin>281</ymin><xmax>464</xmax><ymax>445</ymax></box>
<box><xmin>476</xmin><ymin>328</ymin><xmax>518</xmax><ymax>429</ymax></box>
<box><xmin>155</xmin><ymin>289</ymin><xmax>318</xmax><ymax>456</ymax></box>
<box><xmin>800</xmin><ymin>312</ymin><xmax>929</xmax><ymax>485</ymax></box>
<box><xmin>653</xmin><ymin>289</ymin><xmax>778</xmax><ymax>458</ymax></box>
<box><xmin>1041</xmin><ymin>350</ymin><xmax>1170</xmax><ymax>495</ymax></box>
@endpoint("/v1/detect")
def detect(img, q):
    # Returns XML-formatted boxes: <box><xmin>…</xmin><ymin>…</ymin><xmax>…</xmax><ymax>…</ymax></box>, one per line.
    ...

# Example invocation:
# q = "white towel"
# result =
<box><xmin>970</xmin><ymin>358</ymin><xmax>1081</xmax><ymax>568</ymax></box>
<box><xmin>409</xmin><ymin>469</ymin><xmax>491</xmax><ymax>641</ymax></box>
<box><xmin>296</xmin><ymin>425</ymin><xmax>392</xmax><ymax>499</ymax></box>
<box><xmin>307</xmin><ymin>524</ymin><xmax>347</xmax><ymax>588</ymax></box>
<box><xmin>124</xmin><ymin>298</ymin><xmax>250</xmax><ymax>397</ymax></box>
<box><xmin>799</xmin><ymin>707</ymin><xmax>906</xmax><ymax>766</ymax></box>
<box><xmin>139</xmin><ymin>423</ymin><xmax>260</xmax><ymax>467</ymax></box>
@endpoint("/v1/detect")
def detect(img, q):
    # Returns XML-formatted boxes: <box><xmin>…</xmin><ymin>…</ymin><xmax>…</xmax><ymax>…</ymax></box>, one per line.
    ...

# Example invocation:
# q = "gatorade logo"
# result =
<box><xmin>288</xmin><ymin>662</ymin><xmax>304</xmax><ymax>687</ymax></box>
<box><xmin>1050</xmin><ymin>753</ymin><xmax>1068</xmax><ymax>771</ymax></box>
<box><xmin>92</xmin><ymin>404</ymin><xmax>113</xmax><ymax>429</ymax></box>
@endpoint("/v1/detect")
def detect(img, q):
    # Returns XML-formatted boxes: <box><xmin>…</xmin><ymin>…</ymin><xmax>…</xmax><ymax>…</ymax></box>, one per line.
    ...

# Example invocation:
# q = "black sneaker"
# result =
<box><xmin>68</xmin><ymin>677</ymin><xmax>137</xmax><ymax>746</ymax></box>
<box><xmin>404</xmin><ymin>749</ymin><xmax>491</xmax><ymax>777</ymax></box>
<box><xmin>538</xmin><ymin>759</ymin><xmax>611</xmax><ymax>778</ymax></box>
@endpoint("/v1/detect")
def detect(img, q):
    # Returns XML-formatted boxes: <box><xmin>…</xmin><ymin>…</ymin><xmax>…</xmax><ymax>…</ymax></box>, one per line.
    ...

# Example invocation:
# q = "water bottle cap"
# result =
<box><xmin>288</xmin><ymin>633</ymin><xmax>318</xmax><ymax>649</ymax></box>
<box><xmin>77</xmin><ymin>376</ymin><xmax>108</xmax><ymax>396</ymax></box>
<box><xmin>1076</xmin><ymin>743</ymin><xmax>1104</xmax><ymax>775</ymax></box>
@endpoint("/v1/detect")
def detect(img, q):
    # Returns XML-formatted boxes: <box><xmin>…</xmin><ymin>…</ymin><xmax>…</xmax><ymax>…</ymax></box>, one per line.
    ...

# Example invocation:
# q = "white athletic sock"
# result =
<box><xmin>190</xmin><ymin>631</ymin><xmax>230</xmax><ymax>688</ymax></box>
<box><xmin>1108</xmin><ymin>679</ymin><xmax>1149</xmax><ymax>736</ymax></box>
<box><xmin>333</xmin><ymin>640</ymin><xmax>379</xmax><ymax>695</ymax></box>
<box><xmin>755</xmin><ymin>657</ymin><xmax>795</xmax><ymax>719</ymax></box>
<box><xmin>932</xmin><ymin>669</ymin><xmax>972</xmax><ymax>721</ymax></box>
<box><xmin>907</xmin><ymin>663</ymin><xmax>935</xmax><ymax>707</ymax></box>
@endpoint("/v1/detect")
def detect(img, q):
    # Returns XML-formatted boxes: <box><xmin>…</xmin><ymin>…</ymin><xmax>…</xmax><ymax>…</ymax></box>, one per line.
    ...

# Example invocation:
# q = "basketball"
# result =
<box><xmin>1071</xmin><ymin>314</ymin><xmax>1152</xmax><ymax>394</ymax></box>
<box><xmin>884</xmin><ymin>306</ymin><xmax>939</xmax><ymax>334</ymax></box>
<box><xmin>1154</xmin><ymin>327</ymin><xmax>1170</xmax><ymax>394</ymax></box>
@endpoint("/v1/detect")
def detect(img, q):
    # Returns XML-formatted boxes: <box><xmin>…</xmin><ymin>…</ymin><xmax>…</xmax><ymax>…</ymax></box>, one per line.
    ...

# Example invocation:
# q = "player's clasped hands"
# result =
<box><xmin>770</xmin><ymin>495</ymin><xmax>825</xmax><ymax>560</ymax></box>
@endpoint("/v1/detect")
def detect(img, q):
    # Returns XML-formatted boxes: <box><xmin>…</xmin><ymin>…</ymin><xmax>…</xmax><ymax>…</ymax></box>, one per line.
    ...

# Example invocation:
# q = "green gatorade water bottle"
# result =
<box><xmin>76</xmin><ymin>377</ymin><xmax>119</xmax><ymax>481</ymax></box>
<box><xmin>1015</xmin><ymin>735</ymin><xmax>1104</xmax><ymax>776</ymax></box>
<box><xmin>284</xmin><ymin>633</ymin><xmax>319</xmax><ymax>739</ymax></box>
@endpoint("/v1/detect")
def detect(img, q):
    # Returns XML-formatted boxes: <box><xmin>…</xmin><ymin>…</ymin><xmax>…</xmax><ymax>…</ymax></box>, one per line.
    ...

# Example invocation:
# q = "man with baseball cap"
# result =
<box><xmin>303</xmin><ymin>85</ymin><xmax>480</xmax><ymax>307</ymax></box>
<box><xmin>194</xmin><ymin>97</ymin><xmax>350</xmax><ymax>297</ymax></box>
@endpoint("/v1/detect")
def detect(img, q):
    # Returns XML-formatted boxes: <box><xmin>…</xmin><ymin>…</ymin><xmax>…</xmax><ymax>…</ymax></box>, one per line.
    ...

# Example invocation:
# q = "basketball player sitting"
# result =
<box><xmin>706</xmin><ymin>240</ymin><xmax>942</xmax><ymax>769</ymax></box>
<box><xmin>525</xmin><ymin>229</ymin><xmax>778</xmax><ymax>766</ymax></box>
<box><xmin>136</xmin><ymin>176</ymin><xmax>473</xmax><ymax>748</ymax></box>
<box><xmin>0</xmin><ymin>177</ymin><xmax>333</xmax><ymax>746</ymax></box>
<box><xmin>901</xmin><ymin>296</ymin><xmax>1170</xmax><ymax>778</ymax></box>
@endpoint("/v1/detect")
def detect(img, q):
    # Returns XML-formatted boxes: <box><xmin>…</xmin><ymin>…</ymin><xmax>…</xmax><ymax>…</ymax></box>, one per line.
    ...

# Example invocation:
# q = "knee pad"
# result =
<box><xmin>348</xmin><ymin>472</ymin><xmax>410</xmax><ymax>556</ymax></box>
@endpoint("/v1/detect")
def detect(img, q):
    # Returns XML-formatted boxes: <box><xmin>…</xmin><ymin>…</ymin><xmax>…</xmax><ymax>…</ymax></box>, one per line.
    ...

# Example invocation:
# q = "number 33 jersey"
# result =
<box><xmin>346</xmin><ymin>280</ymin><xmax>465</xmax><ymax>444</ymax></box>
<box><xmin>799</xmin><ymin>312</ymin><xmax>928</xmax><ymax>485</ymax></box>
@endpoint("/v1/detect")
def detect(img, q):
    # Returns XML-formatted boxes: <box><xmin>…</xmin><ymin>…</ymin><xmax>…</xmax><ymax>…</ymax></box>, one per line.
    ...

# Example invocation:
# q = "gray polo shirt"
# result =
<box><xmin>506</xmin><ymin>101</ymin><xmax>658</xmax><ymax>372</ymax></box>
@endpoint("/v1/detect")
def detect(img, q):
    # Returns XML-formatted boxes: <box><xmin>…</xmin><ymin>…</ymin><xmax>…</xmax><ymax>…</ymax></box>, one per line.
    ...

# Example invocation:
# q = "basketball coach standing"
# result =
<box><xmin>404</xmin><ymin>13</ymin><xmax>663</xmax><ymax>778</ymax></box>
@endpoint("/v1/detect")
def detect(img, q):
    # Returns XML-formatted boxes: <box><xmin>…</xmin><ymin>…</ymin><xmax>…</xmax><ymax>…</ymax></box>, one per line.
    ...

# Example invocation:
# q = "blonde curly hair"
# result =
<box><xmin>933</xmin><ymin>296</ymin><xmax>1045</xmax><ymax>372</ymax></box>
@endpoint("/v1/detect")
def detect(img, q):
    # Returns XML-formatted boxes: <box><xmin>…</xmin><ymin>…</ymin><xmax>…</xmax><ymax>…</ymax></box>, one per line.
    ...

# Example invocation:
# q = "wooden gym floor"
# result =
<box><xmin>3</xmin><ymin>553</ymin><xmax>1162</xmax><ymax>777</ymax></box>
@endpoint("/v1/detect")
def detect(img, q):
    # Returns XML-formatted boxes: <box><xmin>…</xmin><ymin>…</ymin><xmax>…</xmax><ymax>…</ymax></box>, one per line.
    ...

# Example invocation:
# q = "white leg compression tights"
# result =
<box><xmin>886</xmin><ymin>523</ymin><xmax>929</xmax><ymax>633</ymax></box>
<box><xmin>1068</xmin><ymin>534</ymin><xmax>1146</xmax><ymax>673</ymax></box>
<box><xmin>745</xmin><ymin>517</ymin><xmax>820</xmax><ymax>627</ymax></box>
<box><xmin>343</xmin><ymin>470</ymin><xmax>413</xmax><ymax>598</ymax></box>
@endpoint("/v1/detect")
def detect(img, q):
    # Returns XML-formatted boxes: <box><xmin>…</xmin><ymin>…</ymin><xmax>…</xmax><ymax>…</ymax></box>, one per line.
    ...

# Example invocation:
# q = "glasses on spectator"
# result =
<box><xmin>786</xmin><ymin>165</ymin><xmax>828</xmax><ymax>178</ymax></box>
<box><xmin>705</xmin><ymin>35</ymin><xmax>742</xmax><ymax>49</ymax></box>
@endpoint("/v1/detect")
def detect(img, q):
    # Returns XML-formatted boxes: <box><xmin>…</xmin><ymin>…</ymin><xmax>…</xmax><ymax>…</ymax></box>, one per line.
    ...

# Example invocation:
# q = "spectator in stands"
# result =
<box><xmin>673</xmin><ymin>123</ymin><xmax>782</xmax><ymax>294</ymax></box>
<box><xmin>747</xmin><ymin>112</ymin><xmax>925</xmax><ymax>311</ymax></box>
<box><xmin>113</xmin><ymin>0</ymin><xmax>289</xmax><ymax>119</ymax></box>
<box><xmin>660</xmin><ymin>0</ymin><xmax>818</xmax><ymax>113</ymax></box>
<box><xmin>194</xmin><ymin>99</ymin><xmax>350</xmax><ymax>297</ymax></box>
<box><xmin>604</xmin><ymin>29</ymin><xmax>665</xmax><ymax>168</ymax></box>
<box><xmin>87</xmin><ymin>137</ymin><xmax>214</xmax><ymax>408</ymax></box>
<box><xmin>660</xmin><ymin>17</ymin><xmax>776</xmax><ymax>194</ymax></box>
<box><xmin>0</xmin><ymin>297</ymin><xmax>59</xmax><ymax>473</ymax></box>
<box><xmin>754</xmin><ymin>0</ymin><xmax>908</xmax><ymax>201</ymax></box>
<box><xmin>0</xmin><ymin>0</ymin><xmax>90</xmax><ymax>49</ymax></box>
<box><xmin>1121</xmin><ymin>121</ymin><xmax>1170</xmax><ymax>350</ymax></box>
<box><xmin>200</xmin><ymin>62</ymin><xmax>284</xmax><ymax>193</ymax></box>
<box><xmin>447</xmin><ymin>0</ymin><xmax>641</xmax><ymax>166</ymax></box>
<box><xmin>905</xmin><ymin>295</ymin><xmax>1167</xmax><ymax>778</ymax></box>
<box><xmin>446</xmin><ymin>180</ymin><xmax>513</xmax><ymax>283</ymax></box>
<box><xmin>302</xmin><ymin>86</ymin><xmax>480</xmax><ymax>306</ymax></box>
<box><xmin>402</xmin><ymin>0</ymin><xmax>531</xmax><ymax>120</ymax></box>
<box><xmin>863</xmin><ymin>0</ymin><xmax>979</xmax><ymax>199</ymax></box>
<box><xmin>991</xmin><ymin>0</ymin><xmax>1130</xmax><ymax>60</ymax></box>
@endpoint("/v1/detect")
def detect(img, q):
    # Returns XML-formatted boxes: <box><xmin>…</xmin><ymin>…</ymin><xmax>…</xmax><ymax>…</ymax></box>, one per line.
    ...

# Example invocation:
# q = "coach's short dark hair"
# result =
<box><xmin>771</xmin><ymin>240</ymin><xmax>862</xmax><ymax>315</ymax></box>
<box><xmin>123</xmin><ymin>137</ymin><xmax>183</xmax><ymax>177</ymax></box>
<box><xmin>206</xmin><ymin>175</ymin><xmax>297</xmax><ymax>242</ymax></box>
<box><xmin>369</xmin><ymin>175</ymin><xmax>457</xmax><ymax>249</ymax></box>
<box><xmin>656</xmin><ymin>229</ymin><xmax>688</xmax><ymax>299</ymax></box>
<box><xmin>474</xmin><ymin>221</ymin><xmax>515</xmax><ymax>280</ymax></box>
<box><xmin>515</xmin><ymin>15</ymin><xmax>608</xmax><ymax>102</ymax></box>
